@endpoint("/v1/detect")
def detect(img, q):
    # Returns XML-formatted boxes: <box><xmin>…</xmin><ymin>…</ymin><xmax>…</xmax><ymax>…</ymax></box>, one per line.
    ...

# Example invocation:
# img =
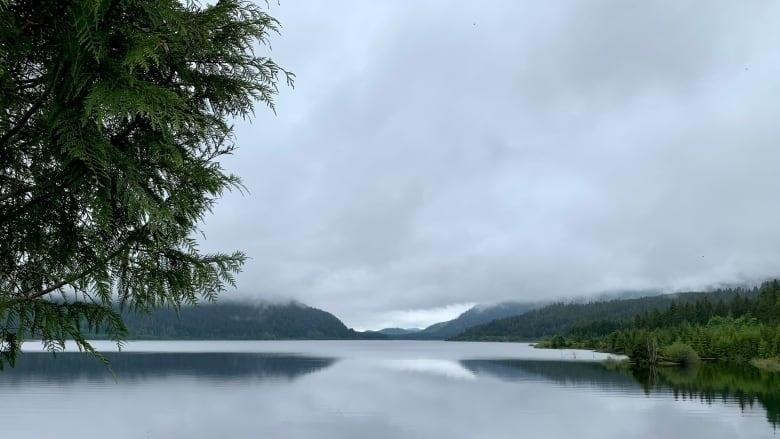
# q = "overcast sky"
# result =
<box><xmin>199</xmin><ymin>0</ymin><xmax>780</xmax><ymax>330</ymax></box>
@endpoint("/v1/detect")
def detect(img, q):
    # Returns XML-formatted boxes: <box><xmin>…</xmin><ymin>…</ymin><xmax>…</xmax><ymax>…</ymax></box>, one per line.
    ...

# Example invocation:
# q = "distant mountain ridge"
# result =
<box><xmin>119</xmin><ymin>301</ymin><xmax>386</xmax><ymax>340</ymax></box>
<box><xmin>111</xmin><ymin>289</ymin><xmax>752</xmax><ymax>342</ymax></box>
<box><xmin>386</xmin><ymin>301</ymin><xmax>541</xmax><ymax>340</ymax></box>
<box><xmin>390</xmin><ymin>290</ymin><xmax>668</xmax><ymax>340</ymax></box>
<box><xmin>375</xmin><ymin>328</ymin><xmax>421</xmax><ymax>336</ymax></box>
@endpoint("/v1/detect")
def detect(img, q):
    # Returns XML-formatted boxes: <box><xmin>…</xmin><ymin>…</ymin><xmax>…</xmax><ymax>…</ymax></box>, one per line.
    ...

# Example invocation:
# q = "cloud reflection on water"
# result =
<box><xmin>0</xmin><ymin>342</ymin><xmax>774</xmax><ymax>439</ymax></box>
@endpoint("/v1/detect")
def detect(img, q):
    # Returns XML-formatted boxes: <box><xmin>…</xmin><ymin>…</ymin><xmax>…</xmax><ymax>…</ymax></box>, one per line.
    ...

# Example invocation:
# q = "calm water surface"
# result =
<box><xmin>1</xmin><ymin>340</ymin><xmax>777</xmax><ymax>438</ymax></box>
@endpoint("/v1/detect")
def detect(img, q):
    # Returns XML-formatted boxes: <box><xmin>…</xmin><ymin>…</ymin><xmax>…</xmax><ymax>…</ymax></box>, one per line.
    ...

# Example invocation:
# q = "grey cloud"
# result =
<box><xmin>199</xmin><ymin>0</ymin><xmax>780</xmax><ymax>329</ymax></box>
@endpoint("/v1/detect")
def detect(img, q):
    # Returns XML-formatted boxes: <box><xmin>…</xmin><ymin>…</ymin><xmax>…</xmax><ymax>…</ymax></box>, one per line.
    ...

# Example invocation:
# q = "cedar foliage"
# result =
<box><xmin>0</xmin><ymin>0</ymin><xmax>291</xmax><ymax>367</ymax></box>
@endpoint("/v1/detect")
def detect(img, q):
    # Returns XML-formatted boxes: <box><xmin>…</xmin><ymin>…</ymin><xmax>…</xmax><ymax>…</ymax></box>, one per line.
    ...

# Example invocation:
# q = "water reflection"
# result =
<box><xmin>0</xmin><ymin>343</ymin><xmax>776</xmax><ymax>438</ymax></box>
<box><xmin>381</xmin><ymin>358</ymin><xmax>478</xmax><ymax>380</ymax></box>
<box><xmin>0</xmin><ymin>352</ymin><xmax>336</xmax><ymax>382</ymax></box>
<box><xmin>463</xmin><ymin>358</ymin><xmax>780</xmax><ymax>430</ymax></box>
<box><xmin>462</xmin><ymin>359</ymin><xmax>640</xmax><ymax>390</ymax></box>
<box><xmin>636</xmin><ymin>363</ymin><xmax>780</xmax><ymax>429</ymax></box>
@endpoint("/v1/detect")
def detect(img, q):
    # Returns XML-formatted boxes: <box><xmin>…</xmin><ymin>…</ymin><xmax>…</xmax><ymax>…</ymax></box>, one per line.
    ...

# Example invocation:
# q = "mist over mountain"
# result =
<box><xmin>384</xmin><ymin>290</ymin><xmax>663</xmax><ymax>339</ymax></box>
<box><xmin>114</xmin><ymin>286</ymin><xmax>769</xmax><ymax>342</ymax></box>
<box><xmin>119</xmin><ymin>301</ymin><xmax>385</xmax><ymax>340</ymax></box>
<box><xmin>383</xmin><ymin>301</ymin><xmax>541</xmax><ymax>340</ymax></box>
<box><xmin>375</xmin><ymin>328</ymin><xmax>422</xmax><ymax>336</ymax></box>
<box><xmin>453</xmin><ymin>287</ymin><xmax>761</xmax><ymax>341</ymax></box>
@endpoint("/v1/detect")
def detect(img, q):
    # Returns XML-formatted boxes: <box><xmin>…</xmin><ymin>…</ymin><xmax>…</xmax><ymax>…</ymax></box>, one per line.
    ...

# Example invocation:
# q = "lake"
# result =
<box><xmin>1</xmin><ymin>340</ymin><xmax>776</xmax><ymax>438</ymax></box>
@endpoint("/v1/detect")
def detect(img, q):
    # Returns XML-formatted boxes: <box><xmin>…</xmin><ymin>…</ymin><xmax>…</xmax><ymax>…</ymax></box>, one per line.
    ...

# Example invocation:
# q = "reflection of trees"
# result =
<box><xmin>462</xmin><ymin>359</ymin><xmax>780</xmax><ymax>429</ymax></box>
<box><xmin>461</xmin><ymin>359</ymin><xmax>640</xmax><ymax>392</ymax></box>
<box><xmin>0</xmin><ymin>352</ymin><xmax>336</xmax><ymax>383</ymax></box>
<box><xmin>633</xmin><ymin>363</ymin><xmax>780</xmax><ymax>429</ymax></box>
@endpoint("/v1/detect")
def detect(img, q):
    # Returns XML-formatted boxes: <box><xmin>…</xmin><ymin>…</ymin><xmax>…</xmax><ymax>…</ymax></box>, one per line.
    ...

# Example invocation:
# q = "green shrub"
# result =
<box><xmin>549</xmin><ymin>335</ymin><xmax>567</xmax><ymax>348</ymax></box>
<box><xmin>662</xmin><ymin>342</ymin><xmax>700</xmax><ymax>366</ymax></box>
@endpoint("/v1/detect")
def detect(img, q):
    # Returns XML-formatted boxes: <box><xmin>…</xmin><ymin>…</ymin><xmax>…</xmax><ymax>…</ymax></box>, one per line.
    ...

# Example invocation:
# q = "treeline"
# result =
<box><xmin>539</xmin><ymin>281</ymin><xmax>780</xmax><ymax>365</ymax></box>
<box><xmin>452</xmin><ymin>287</ymin><xmax>757</xmax><ymax>341</ymax></box>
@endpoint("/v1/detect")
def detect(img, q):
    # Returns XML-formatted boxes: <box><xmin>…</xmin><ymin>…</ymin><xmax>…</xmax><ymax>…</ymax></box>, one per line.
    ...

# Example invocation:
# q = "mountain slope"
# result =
<box><xmin>392</xmin><ymin>301</ymin><xmax>540</xmax><ymax>340</ymax></box>
<box><xmin>453</xmin><ymin>287</ymin><xmax>759</xmax><ymax>341</ymax></box>
<box><xmin>119</xmin><ymin>301</ymin><xmax>385</xmax><ymax>340</ymax></box>
<box><xmin>376</xmin><ymin>328</ymin><xmax>421</xmax><ymax>336</ymax></box>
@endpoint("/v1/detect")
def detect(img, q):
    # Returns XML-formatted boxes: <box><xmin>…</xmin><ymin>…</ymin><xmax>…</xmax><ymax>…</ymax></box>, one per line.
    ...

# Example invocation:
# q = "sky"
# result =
<box><xmin>199</xmin><ymin>0</ymin><xmax>780</xmax><ymax>330</ymax></box>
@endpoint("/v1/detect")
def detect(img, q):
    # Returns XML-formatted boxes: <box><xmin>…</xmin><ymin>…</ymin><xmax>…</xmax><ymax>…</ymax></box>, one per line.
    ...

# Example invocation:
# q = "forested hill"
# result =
<box><xmin>452</xmin><ymin>287</ymin><xmax>759</xmax><ymax>341</ymax></box>
<box><xmin>403</xmin><ymin>291</ymin><xmax>656</xmax><ymax>340</ymax></box>
<box><xmin>533</xmin><ymin>280</ymin><xmax>780</xmax><ymax>366</ymax></box>
<box><xmin>118</xmin><ymin>302</ymin><xmax>386</xmax><ymax>340</ymax></box>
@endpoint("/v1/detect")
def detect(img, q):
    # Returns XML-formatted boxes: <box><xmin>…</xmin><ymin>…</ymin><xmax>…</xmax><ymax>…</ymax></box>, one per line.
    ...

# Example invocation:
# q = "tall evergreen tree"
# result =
<box><xmin>0</xmin><ymin>0</ymin><xmax>291</xmax><ymax>367</ymax></box>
